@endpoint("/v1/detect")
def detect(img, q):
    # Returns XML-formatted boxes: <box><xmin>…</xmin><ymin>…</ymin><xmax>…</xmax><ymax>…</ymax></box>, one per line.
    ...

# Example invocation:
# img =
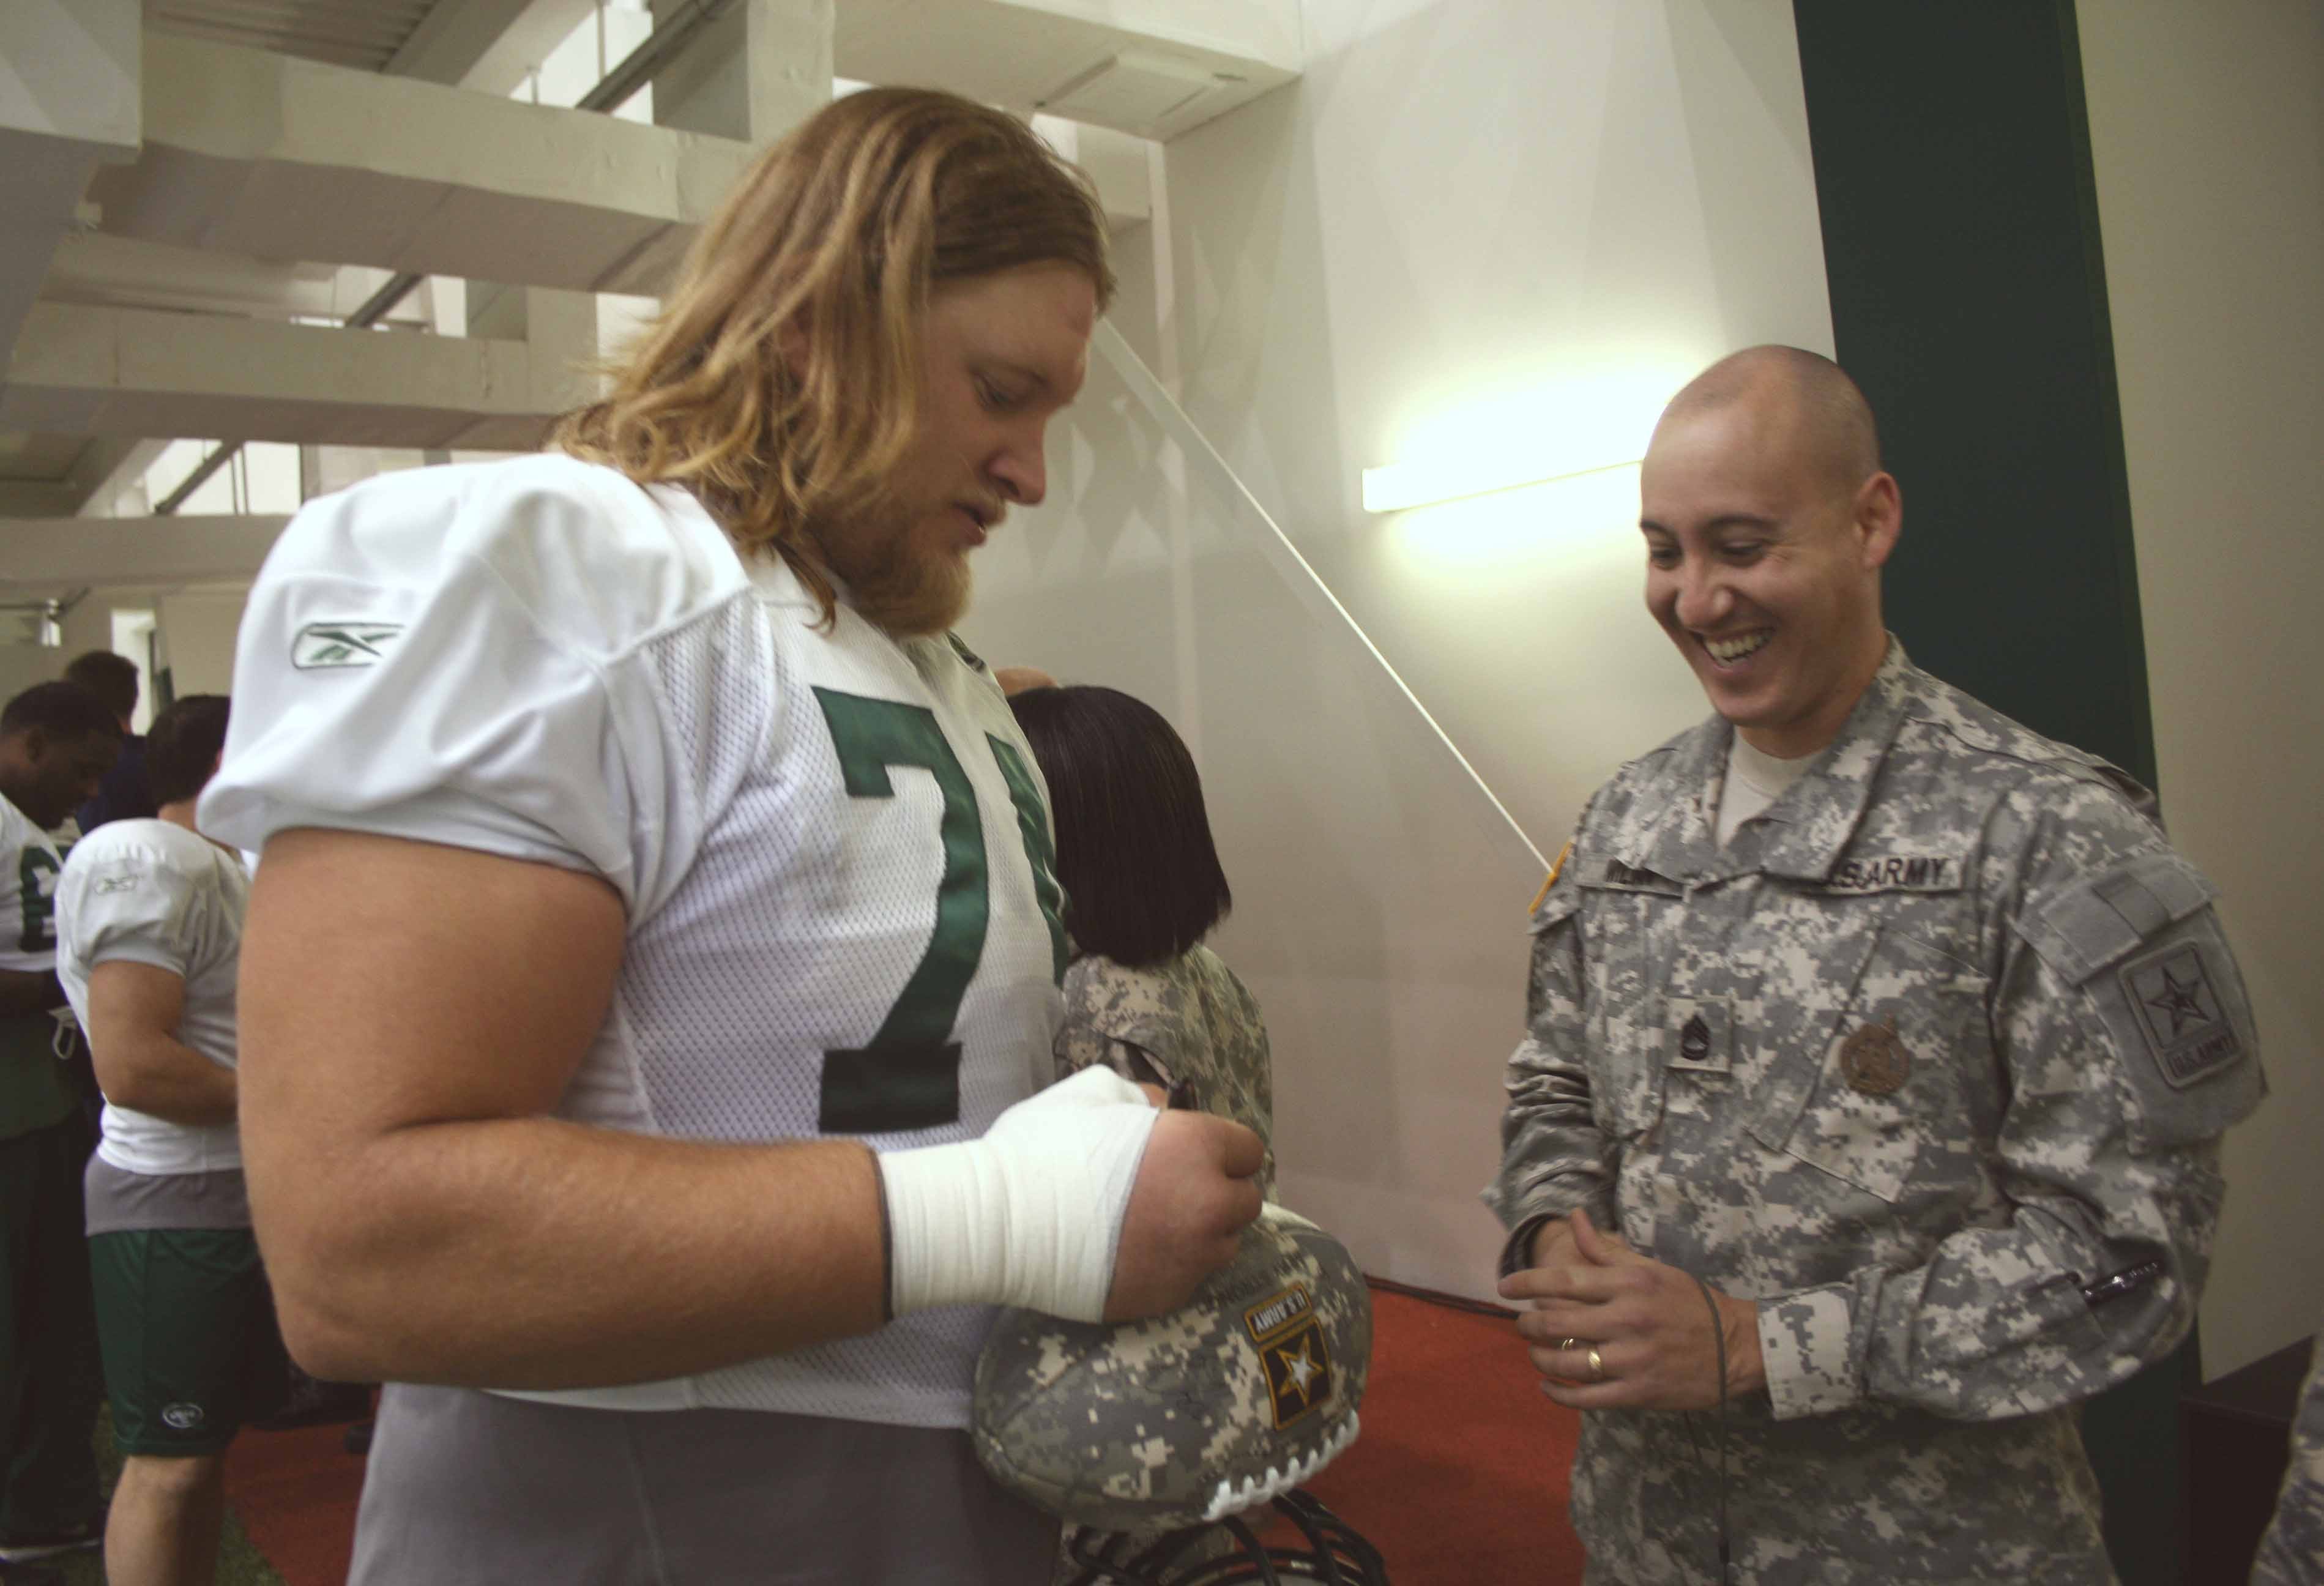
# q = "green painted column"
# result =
<box><xmin>1790</xmin><ymin>3</ymin><xmax>2183</xmax><ymax>1581</ymax></box>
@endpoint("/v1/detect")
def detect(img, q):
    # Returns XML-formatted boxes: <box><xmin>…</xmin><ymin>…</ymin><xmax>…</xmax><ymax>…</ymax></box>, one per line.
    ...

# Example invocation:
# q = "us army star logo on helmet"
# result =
<box><xmin>1243</xmin><ymin>1283</ymin><xmax>1335</xmax><ymax>1431</ymax></box>
<box><xmin>1839</xmin><ymin>1021</ymin><xmax>1911</xmax><ymax>1096</ymax></box>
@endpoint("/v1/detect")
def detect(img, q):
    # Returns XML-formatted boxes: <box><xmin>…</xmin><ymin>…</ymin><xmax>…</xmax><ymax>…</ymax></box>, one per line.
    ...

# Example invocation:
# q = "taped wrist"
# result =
<box><xmin>877</xmin><ymin>1067</ymin><xmax>1160</xmax><ymax>1321</ymax></box>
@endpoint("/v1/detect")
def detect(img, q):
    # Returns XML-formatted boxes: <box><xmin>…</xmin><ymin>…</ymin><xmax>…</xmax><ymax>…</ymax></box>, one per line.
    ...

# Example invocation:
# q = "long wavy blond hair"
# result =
<box><xmin>557</xmin><ymin>87</ymin><xmax>1115</xmax><ymax>619</ymax></box>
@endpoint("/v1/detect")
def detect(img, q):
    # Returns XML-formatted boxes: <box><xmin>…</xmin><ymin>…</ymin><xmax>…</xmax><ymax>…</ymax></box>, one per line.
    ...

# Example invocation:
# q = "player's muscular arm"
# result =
<box><xmin>85</xmin><ymin>959</ymin><xmax>236</xmax><ymax>1125</ymax></box>
<box><xmin>241</xmin><ymin>830</ymin><xmax>1254</xmax><ymax>1388</ymax></box>
<box><xmin>0</xmin><ymin>966</ymin><xmax>64</xmax><ymax>1017</ymax></box>
<box><xmin>240</xmin><ymin>827</ymin><xmax>888</xmax><ymax>1386</ymax></box>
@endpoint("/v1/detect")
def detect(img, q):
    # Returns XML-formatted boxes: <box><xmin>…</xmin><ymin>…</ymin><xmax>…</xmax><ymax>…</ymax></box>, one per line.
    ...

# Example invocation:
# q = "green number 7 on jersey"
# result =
<box><xmin>812</xmin><ymin>688</ymin><xmax>1066</xmax><ymax>1134</ymax></box>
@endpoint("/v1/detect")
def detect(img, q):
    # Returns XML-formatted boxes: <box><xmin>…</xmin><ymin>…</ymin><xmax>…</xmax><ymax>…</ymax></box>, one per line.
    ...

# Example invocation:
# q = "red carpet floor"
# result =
<box><xmin>219</xmin><ymin>1286</ymin><xmax>1585</xmax><ymax>1585</ymax></box>
<box><xmin>1299</xmin><ymin>1286</ymin><xmax>1586</xmax><ymax>1584</ymax></box>
<box><xmin>224</xmin><ymin>1418</ymin><xmax>363</xmax><ymax>1585</ymax></box>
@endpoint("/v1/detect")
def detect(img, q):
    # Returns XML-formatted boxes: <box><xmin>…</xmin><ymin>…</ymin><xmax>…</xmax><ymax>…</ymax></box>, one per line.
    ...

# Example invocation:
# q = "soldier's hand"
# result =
<box><xmin>1526</xmin><ymin>1210</ymin><xmax>1627</xmax><ymax>1268</ymax></box>
<box><xmin>1500</xmin><ymin>1209</ymin><xmax>1765</xmax><ymax>1411</ymax></box>
<box><xmin>1102</xmin><ymin>1110</ymin><xmax>1265</xmax><ymax>1321</ymax></box>
<box><xmin>1527</xmin><ymin>1216</ymin><xmax>1576</xmax><ymax>1268</ymax></box>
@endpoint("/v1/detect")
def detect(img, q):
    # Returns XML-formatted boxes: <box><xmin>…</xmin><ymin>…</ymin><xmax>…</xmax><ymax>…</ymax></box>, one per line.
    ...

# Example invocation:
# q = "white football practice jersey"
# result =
<box><xmin>1</xmin><ymin>792</ymin><xmax>64</xmax><ymax>978</ymax></box>
<box><xmin>201</xmin><ymin>455</ymin><xmax>1070</xmax><ymax>1428</ymax></box>
<box><xmin>55</xmin><ymin>819</ymin><xmax>248</xmax><ymax>1177</ymax></box>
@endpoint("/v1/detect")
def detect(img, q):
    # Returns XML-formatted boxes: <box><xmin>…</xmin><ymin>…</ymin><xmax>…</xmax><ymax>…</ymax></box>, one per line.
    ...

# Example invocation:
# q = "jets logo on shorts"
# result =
<box><xmin>292</xmin><ymin>622</ymin><xmax>403</xmax><ymax>669</ymax></box>
<box><xmin>160</xmin><ymin>1402</ymin><xmax>206</xmax><ymax>1430</ymax></box>
<box><xmin>1242</xmin><ymin>1283</ymin><xmax>1335</xmax><ymax>1430</ymax></box>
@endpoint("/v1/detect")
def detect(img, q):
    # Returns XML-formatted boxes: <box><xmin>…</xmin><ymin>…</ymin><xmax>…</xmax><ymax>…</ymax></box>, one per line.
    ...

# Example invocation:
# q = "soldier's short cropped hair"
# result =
<box><xmin>62</xmin><ymin>650</ymin><xmax>139</xmax><ymax>721</ymax></box>
<box><xmin>1008</xmin><ymin>685</ymin><xmax>1232</xmax><ymax>969</ymax></box>
<box><xmin>145</xmin><ymin>695</ymin><xmax>230</xmax><ymax>807</ymax></box>
<box><xmin>1662</xmin><ymin>344</ymin><xmax>1882</xmax><ymax>492</ymax></box>
<box><xmin>1</xmin><ymin>680</ymin><xmax>122</xmax><ymax>745</ymax></box>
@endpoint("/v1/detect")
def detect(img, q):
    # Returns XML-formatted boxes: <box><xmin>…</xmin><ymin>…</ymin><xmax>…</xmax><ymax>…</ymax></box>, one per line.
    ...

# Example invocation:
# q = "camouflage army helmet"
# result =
<box><xmin>973</xmin><ymin>1204</ymin><xmax>1373</xmax><ymax>1533</ymax></box>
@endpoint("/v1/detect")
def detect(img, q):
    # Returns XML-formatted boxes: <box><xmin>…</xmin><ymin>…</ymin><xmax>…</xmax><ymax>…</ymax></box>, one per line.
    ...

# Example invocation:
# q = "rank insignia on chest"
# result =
<box><xmin>1839</xmin><ymin>1021</ymin><xmax>1912</xmax><ymax>1095</ymax></box>
<box><xmin>1663</xmin><ymin>997</ymin><xmax>1732</xmax><ymax>1074</ymax></box>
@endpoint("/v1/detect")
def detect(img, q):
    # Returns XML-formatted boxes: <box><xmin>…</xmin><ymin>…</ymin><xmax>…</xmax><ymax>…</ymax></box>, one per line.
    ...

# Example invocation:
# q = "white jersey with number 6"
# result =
<box><xmin>199</xmin><ymin>455</ymin><xmax>1070</xmax><ymax>1429</ymax></box>
<box><xmin>1</xmin><ymin>794</ymin><xmax>66</xmax><ymax>979</ymax></box>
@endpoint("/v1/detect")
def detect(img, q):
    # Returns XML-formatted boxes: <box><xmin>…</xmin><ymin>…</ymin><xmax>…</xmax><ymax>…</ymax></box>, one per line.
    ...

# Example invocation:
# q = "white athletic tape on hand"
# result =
<box><xmin>879</xmin><ymin>1067</ymin><xmax>1160</xmax><ymax>1322</ymax></box>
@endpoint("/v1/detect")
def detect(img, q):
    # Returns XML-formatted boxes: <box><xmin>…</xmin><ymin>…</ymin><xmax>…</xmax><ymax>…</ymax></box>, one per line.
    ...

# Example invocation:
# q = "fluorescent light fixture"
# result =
<box><xmin>1361</xmin><ymin>451</ymin><xmax>1641</xmax><ymax>513</ymax></box>
<box><xmin>1363</xmin><ymin>371</ymin><xmax>1683</xmax><ymax>514</ymax></box>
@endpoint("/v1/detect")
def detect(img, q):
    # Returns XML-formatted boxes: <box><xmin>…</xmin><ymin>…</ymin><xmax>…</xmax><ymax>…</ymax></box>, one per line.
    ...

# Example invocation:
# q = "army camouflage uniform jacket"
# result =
<box><xmin>1056</xmin><ymin>945</ymin><xmax>1275</xmax><ymax>1197</ymax></box>
<box><xmin>2252</xmin><ymin>1331</ymin><xmax>2323</xmax><ymax>1586</ymax></box>
<box><xmin>1485</xmin><ymin>642</ymin><xmax>2264</xmax><ymax>1585</ymax></box>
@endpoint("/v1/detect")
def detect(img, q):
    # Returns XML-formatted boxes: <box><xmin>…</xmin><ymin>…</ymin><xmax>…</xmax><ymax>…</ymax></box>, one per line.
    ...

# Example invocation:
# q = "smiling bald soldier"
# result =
<box><xmin>1485</xmin><ymin>346</ymin><xmax>2266</xmax><ymax>1584</ymax></box>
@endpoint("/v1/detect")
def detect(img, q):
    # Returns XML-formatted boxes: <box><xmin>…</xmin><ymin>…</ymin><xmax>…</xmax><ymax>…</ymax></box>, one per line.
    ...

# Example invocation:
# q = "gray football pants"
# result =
<box><xmin>350</xmin><ymin>1383</ymin><xmax>1058</xmax><ymax>1585</ymax></box>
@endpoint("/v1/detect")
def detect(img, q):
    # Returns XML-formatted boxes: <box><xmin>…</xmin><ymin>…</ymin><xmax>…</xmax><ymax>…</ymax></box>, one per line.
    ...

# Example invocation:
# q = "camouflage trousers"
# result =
<box><xmin>1569</xmin><ymin>1397</ymin><xmax>2117</xmax><ymax>1585</ymax></box>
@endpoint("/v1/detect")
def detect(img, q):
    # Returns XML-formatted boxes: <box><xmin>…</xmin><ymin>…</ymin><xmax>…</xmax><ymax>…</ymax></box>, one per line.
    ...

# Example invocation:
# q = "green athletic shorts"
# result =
<box><xmin>88</xmin><ymin>1226</ymin><xmax>288</xmax><ymax>1456</ymax></box>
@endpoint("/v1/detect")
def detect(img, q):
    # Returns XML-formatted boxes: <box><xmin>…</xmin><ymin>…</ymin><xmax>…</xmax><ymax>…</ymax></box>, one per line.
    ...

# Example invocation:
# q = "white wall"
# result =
<box><xmin>2079</xmin><ymin>0</ymin><xmax>2324</xmax><ymax>1378</ymax></box>
<box><xmin>0</xmin><ymin>643</ymin><xmax>64</xmax><ymax>705</ymax></box>
<box><xmin>962</xmin><ymin>0</ymin><xmax>1833</xmax><ymax>1297</ymax></box>
<box><xmin>155</xmin><ymin>588</ymin><xmax>251</xmax><ymax>697</ymax></box>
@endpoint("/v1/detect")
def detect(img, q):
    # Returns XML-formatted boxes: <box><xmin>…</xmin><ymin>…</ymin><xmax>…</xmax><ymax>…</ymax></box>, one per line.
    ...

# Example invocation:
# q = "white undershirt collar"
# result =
<box><xmin>1715</xmin><ymin>732</ymin><xmax>1817</xmax><ymax>846</ymax></box>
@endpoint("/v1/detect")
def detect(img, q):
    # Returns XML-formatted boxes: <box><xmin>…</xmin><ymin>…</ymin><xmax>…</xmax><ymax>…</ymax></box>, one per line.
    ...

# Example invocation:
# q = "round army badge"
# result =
<box><xmin>1839</xmin><ymin>1022</ymin><xmax>1911</xmax><ymax>1096</ymax></box>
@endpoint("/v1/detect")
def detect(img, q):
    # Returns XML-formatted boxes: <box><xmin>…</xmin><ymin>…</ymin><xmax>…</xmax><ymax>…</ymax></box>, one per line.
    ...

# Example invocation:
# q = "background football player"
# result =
<box><xmin>0</xmin><ymin>681</ymin><xmax>117</xmax><ymax>1574</ymax></box>
<box><xmin>56</xmin><ymin>695</ymin><xmax>278</xmax><ymax>1586</ymax></box>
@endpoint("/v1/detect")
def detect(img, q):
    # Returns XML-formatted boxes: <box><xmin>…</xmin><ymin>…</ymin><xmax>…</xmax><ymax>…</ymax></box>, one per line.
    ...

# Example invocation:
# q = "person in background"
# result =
<box><xmin>2251</xmin><ymin>1330</ymin><xmax>2323</xmax><ymax>1585</ymax></box>
<box><xmin>0</xmin><ymin>683</ymin><xmax>119</xmax><ymax>1575</ymax></box>
<box><xmin>55</xmin><ymin>696</ymin><xmax>277</xmax><ymax>1586</ymax></box>
<box><xmin>1009</xmin><ymin>684</ymin><xmax>1274</xmax><ymax>1194</ymax></box>
<box><xmin>1486</xmin><ymin>346</ymin><xmax>2264</xmax><ymax>1584</ymax></box>
<box><xmin>64</xmin><ymin>652</ymin><xmax>154</xmax><ymax>836</ymax></box>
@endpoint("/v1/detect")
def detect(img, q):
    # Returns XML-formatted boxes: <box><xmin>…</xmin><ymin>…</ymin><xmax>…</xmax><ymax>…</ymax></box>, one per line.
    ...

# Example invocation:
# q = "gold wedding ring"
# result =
<box><xmin>1559</xmin><ymin>1336</ymin><xmax>1581</xmax><ymax>1354</ymax></box>
<box><xmin>1587</xmin><ymin>1346</ymin><xmax>1606</xmax><ymax>1383</ymax></box>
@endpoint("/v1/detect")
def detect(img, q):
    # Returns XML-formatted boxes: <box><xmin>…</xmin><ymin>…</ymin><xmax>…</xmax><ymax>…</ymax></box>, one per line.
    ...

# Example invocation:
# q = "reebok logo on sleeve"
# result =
<box><xmin>292</xmin><ymin>622</ymin><xmax>403</xmax><ymax>669</ymax></box>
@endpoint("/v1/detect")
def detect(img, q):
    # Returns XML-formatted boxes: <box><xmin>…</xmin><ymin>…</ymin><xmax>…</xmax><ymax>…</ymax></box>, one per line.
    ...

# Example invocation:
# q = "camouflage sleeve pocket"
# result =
<box><xmin>2016</xmin><ymin>852</ymin><xmax>2264</xmax><ymax>1149</ymax></box>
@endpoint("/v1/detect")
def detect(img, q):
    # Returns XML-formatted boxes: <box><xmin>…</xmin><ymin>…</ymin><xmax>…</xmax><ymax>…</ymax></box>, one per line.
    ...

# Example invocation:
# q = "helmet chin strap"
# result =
<box><xmin>1060</xmin><ymin>1489</ymin><xmax>1390</xmax><ymax>1585</ymax></box>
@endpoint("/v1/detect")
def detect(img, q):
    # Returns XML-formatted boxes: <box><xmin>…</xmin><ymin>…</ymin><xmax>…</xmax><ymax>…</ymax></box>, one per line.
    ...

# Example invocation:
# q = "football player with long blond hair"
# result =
<box><xmin>201</xmin><ymin>88</ymin><xmax>1264</xmax><ymax>1586</ymax></box>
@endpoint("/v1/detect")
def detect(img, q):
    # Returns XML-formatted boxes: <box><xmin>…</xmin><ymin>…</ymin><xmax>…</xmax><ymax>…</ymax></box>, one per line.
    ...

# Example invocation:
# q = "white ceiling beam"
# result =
<box><xmin>834</xmin><ymin>0</ymin><xmax>1298</xmax><ymax>143</ymax></box>
<box><xmin>1</xmin><ymin>302</ymin><xmax>581</xmax><ymax>452</ymax></box>
<box><xmin>0</xmin><ymin>433</ymin><xmax>165</xmax><ymax>521</ymax></box>
<box><xmin>0</xmin><ymin>0</ymin><xmax>142</xmax><ymax>353</ymax></box>
<box><xmin>85</xmin><ymin>31</ymin><xmax>754</xmax><ymax>294</ymax></box>
<box><xmin>649</xmin><ymin>0</ymin><xmax>830</xmax><ymax>143</ymax></box>
<box><xmin>0</xmin><ymin>479</ymin><xmax>81</xmax><ymax>518</ymax></box>
<box><xmin>385</xmin><ymin>0</ymin><xmax>553</xmax><ymax>87</ymax></box>
<box><xmin>70</xmin><ymin>436</ymin><xmax>174</xmax><ymax>517</ymax></box>
<box><xmin>41</xmin><ymin>233</ymin><xmax>343</xmax><ymax>321</ymax></box>
<box><xmin>0</xmin><ymin>513</ymin><xmax>286</xmax><ymax>593</ymax></box>
<box><xmin>437</xmin><ymin>0</ymin><xmax>598</xmax><ymax>97</ymax></box>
